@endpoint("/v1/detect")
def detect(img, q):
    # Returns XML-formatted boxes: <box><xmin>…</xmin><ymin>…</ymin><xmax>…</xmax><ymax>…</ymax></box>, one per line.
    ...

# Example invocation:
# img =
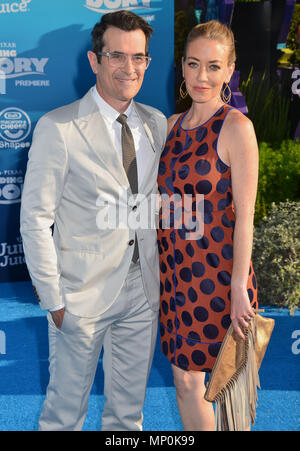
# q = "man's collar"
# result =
<box><xmin>92</xmin><ymin>85</ymin><xmax>134</xmax><ymax>123</ymax></box>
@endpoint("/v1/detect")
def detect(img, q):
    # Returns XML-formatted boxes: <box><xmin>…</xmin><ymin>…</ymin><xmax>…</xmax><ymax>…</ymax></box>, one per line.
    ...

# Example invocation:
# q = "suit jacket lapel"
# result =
<box><xmin>75</xmin><ymin>88</ymin><xmax>129</xmax><ymax>189</ymax></box>
<box><xmin>134</xmin><ymin>102</ymin><xmax>161</xmax><ymax>194</ymax></box>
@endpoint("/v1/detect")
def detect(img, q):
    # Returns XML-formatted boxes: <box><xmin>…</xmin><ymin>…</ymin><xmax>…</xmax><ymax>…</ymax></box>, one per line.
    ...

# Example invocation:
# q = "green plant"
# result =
<box><xmin>255</xmin><ymin>139</ymin><xmax>300</xmax><ymax>223</ymax></box>
<box><xmin>252</xmin><ymin>201</ymin><xmax>300</xmax><ymax>314</ymax></box>
<box><xmin>286</xmin><ymin>4</ymin><xmax>300</xmax><ymax>52</ymax></box>
<box><xmin>240</xmin><ymin>67</ymin><xmax>292</xmax><ymax>144</ymax></box>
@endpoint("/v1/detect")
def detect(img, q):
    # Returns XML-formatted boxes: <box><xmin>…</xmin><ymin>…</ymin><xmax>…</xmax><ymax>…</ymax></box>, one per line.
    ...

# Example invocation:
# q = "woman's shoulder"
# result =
<box><xmin>224</xmin><ymin>107</ymin><xmax>254</xmax><ymax>134</ymax></box>
<box><xmin>167</xmin><ymin>113</ymin><xmax>182</xmax><ymax>134</ymax></box>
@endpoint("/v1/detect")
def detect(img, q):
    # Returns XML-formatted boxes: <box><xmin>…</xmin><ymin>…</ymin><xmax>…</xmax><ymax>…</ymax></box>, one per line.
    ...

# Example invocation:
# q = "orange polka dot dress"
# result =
<box><xmin>157</xmin><ymin>105</ymin><xmax>258</xmax><ymax>372</ymax></box>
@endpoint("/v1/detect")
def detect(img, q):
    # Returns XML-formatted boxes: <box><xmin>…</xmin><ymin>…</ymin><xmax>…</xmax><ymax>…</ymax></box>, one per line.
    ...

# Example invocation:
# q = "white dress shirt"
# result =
<box><xmin>49</xmin><ymin>86</ymin><xmax>153</xmax><ymax>312</ymax></box>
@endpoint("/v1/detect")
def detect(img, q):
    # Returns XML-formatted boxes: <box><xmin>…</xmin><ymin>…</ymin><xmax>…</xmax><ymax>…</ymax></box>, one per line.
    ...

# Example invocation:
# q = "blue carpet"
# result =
<box><xmin>0</xmin><ymin>281</ymin><xmax>299</xmax><ymax>431</ymax></box>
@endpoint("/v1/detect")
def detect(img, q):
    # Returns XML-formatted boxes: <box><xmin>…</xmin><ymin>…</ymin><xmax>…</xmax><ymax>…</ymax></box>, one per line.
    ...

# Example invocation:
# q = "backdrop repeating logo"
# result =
<box><xmin>0</xmin><ymin>55</ymin><xmax>49</xmax><ymax>79</ymax></box>
<box><xmin>0</xmin><ymin>0</ymin><xmax>31</xmax><ymax>14</ymax></box>
<box><xmin>84</xmin><ymin>0</ymin><xmax>161</xmax><ymax>14</ymax></box>
<box><xmin>0</xmin><ymin>237</ymin><xmax>25</xmax><ymax>268</ymax></box>
<box><xmin>0</xmin><ymin>41</ymin><xmax>50</xmax><ymax>89</ymax></box>
<box><xmin>0</xmin><ymin>107</ymin><xmax>31</xmax><ymax>149</ymax></box>
<box><xmin>0</xmin><ymin>168</ymin><xmax>24</xmax><ymax>205</ymax></box>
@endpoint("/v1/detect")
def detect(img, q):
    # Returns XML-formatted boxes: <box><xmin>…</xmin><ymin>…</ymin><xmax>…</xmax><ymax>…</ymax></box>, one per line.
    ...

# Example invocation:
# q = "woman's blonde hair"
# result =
<box><xmin>184</xmin><ymin>20</ymin><xmax>236</xmax><ymax>66</ymax></box>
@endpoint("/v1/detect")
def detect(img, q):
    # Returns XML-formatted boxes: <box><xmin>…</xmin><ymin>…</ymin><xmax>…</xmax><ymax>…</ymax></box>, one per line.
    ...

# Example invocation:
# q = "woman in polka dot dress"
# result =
<box><xmin>157</xmin><ymin>21</ymin><xmax>259</xmax><ymax>431</ymax></box>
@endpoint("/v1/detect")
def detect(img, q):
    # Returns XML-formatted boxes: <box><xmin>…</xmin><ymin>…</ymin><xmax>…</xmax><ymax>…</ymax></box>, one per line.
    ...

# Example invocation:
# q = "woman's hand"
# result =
<box><xmin>230</xmin><ymin>287</ymin><xmax>255</xmax><ymax>340</ymax></box>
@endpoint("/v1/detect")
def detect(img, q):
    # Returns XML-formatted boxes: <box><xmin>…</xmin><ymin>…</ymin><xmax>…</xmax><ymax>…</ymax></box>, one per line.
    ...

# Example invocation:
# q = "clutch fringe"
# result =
<box><xmin>214</xmin><ymin>322</ymin><xmax>261</xmax><ymax>431</ymax></box>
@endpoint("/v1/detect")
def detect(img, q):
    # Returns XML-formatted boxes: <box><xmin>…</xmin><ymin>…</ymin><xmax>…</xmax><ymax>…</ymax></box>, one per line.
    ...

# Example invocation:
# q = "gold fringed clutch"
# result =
<box><xmin>204</xmin><ymin>312</ymin><xmax>275</xmax><ymax>431</ymax></box>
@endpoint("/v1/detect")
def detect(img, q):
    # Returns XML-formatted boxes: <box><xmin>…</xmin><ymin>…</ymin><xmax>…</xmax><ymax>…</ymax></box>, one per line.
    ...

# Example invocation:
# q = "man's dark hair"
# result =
<box><xmin>92</xmin><ymin>10</ymin><xmax>153</xmax><ymax>62</ymax></box>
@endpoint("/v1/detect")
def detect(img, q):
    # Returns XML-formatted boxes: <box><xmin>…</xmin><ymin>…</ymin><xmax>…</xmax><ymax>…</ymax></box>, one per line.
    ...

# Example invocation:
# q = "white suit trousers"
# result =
<box><xmin>38</xmin><ymin>261</ymin><xmax>158</xmax><ymax>431</ymax></box>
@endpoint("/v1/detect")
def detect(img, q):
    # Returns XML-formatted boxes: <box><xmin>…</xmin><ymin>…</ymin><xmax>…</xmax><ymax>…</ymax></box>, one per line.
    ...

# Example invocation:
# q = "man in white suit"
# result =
<box><xmin>20</xmin><ymin>10</ymin><xmax>167</xmax><ymax>431</ymax></box>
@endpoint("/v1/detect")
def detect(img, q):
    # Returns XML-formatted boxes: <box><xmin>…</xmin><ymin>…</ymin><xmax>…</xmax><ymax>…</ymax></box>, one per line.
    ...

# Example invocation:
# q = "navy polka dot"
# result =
<box><xmin>175</xmin><ymin>249</ymin><xmax>184</xmax><ymax>265</ymax></box>
<box><xmin>203</xmin><ymin>324</ymin><xmax>219</xmax><ymax>340</ymax></box>
<box><xmin>158</xmin><ymin>161</ymin><xmax>166</xmax><ymax>176</ymax></box>
<box><xmin>216</xmin><ymin>178</ymin><xmax>229</xmax><ymax>194</ymax></box>
<box><xmin>161</xmin><ymin>300</ymin><xmax>168</xmax><ymax>315</ymax></box>
<box><xmin>217</xmin><ymin>270</ymin><xmax>231</xmax><ymax>286</ymax></box>
<box><xmin>167</xmin><ymin>319</ymin><xmax>173</xmax><ymax>333</ymax></box>
<box><xmin>161</xmin><ymin>237</ymin><xmax>169</xmax><ymax>251</ymax></box>
<box><xmin>176</xmin><ymin>292</ymin><xmax>186</xmax><ymax>307</ymax></box>
<box><xmin>221</xmin><ymin>244</ymin><xmax>233</xmax><ymax>260</ymax></box>
<box><xmin>160</xmin><ymin>281</ymin><xmax>164</xmax><ymax>296</ymax></box>
<box><xmin>188</xmin><ymin>287</ymin><xmax>198</xmax><ymax>303</ymax></box>
<box><xmin>221</xmin><ymin>314</ymin><xmax>231</xmax><ymax>330</ymax></box>
<box><xmin>196</xmin><ymin>142</ymin><xmax>209</xmax><ymax>156</ymax></box>
<box><xmin>195</xmin><ymin>159</ymin><xmax>211</xmax><ymax>175</ymax></box>
<box><xmin>167</xmin><ymin>255</ymin><xmax>174</xmax><ymax>270</ymax></box>
<box><xmin>182</xmin><ymin>311</ymin><xmax>193</xmax><ymax>327</ymax></box>
<box><xmin>200</xmin><ymin>279</ymin><xmax>215</xmax><ymax>295</ymax></box>
<box><xmin>192</xmin><ymin>350</ymin><xmax>207</xmax><ymax>366</ymax></box>
<box><xmin>178</xmin><ymin>164</ymin><xmax>190</xmax><ymax>180</ymax></box>
<box><xmin>196</xmin><ymin>180</ymin><xmax>212</xmax><ymax>195</ymax></box>
<box><xmin>194</xmin><ymin>306</ymin><xmax>209</xmax><ymax>322</ymax></box>
<box><xmin>160</xmin><ymin>323</ymin><xmax>165</xmax><ymax>337</ymax></box>
<box><xmin>208</xmin><ymin>343</ymin><xmax>221</xmax><ymax>357</ymax></box>
<box><xmin>196</xmin><ymin>126</ymin><xmax>208</xmax><ymax>142</ymax></box>
<box><xmin>179</xmin><ymin>267</ymin><xmax>192</xmax><ymax>283</ymax></box>
<box><xmin>160</xmin><ymin>261</ymin><xmax>167</xmax><ymax>273</ymax></box>
<box><xmin>216</xmin><ymin>159</ymin><xmax>228</xmax><ymax>174</ymax></box>
<box><xmin>211</xmin><ymin>226</ymin><xmax>224</xmax><ymax>243</ymax></box>
<box><xmin>210</xmin><ymin>297</ymin><xmax>226</xmax><ymax>312</ymax></box>
<box><xmin>176</xmin><ymin>335</ymin><xmax>183</xmax><ymax>349</ymax></box>
<box><xmin>212</xmin><ymin>119</ymin><xmax>223</xmax><ymax>134</ymax></box>
<box><xmin>248</xmin><ymin>288</ymin><xmax>254</xmax><ymax>302</ymax></box>
<box><xmin>172</xmin><ymin>140</ymin><xmax>183</xmax><ymax>155</ymax></box>
<box><xmin>186</xmin><ymin>243</ymin><xmax>194</xmax><ymax>257</ymax></box>
<box><xmin>222</xmin><ymin>213</ymin><xmax>234</xmax><ymax>228</ymax></box>
<box><xmin>177</xmin><ymin>354</ymin><xmax>189</xmax><ymax>370</ymax></box>
<box><xmin>188</xmin><ymin>331</ymin><xmax>200</xmax><ymax>342</ymax></box>
<box><xmin>196</xmin><ymin>236</ymin><xmax>209</xmax><ymax>249</ymax></box>
<box><xmin>170</xmin><ymin>338</ymin><xmax>175</xmax><ymax>354</ymax></box>
<box><xmin>206</xmin><ymin>253</ymin><xmax>220</xmax><ymax>268</ymax></box>
<box><xmin>165</xmin><ymin>278</ymin><xmax>172</xmax><ymax>293</ymax></box>
<box><xmin>179</xmin><ymin>152</ymin><xmax>192</xmax><ymax>163</ymax></box>
<box><xmin>162</xmin><ymin>341</ymin><xmax>168</xmax><ymax>356</ymax></box>
<box><xmin>192</xmin><ymin>261</ymin><xmax>205</xmax><ymax>278</ymax></box>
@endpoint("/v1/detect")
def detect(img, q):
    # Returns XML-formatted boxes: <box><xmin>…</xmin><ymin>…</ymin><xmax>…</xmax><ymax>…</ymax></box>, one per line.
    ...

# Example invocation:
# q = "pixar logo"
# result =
<box><xmin>84</xmin><ymin>0</ymin><xmax>152</xmax><ymax>13</ymax></box>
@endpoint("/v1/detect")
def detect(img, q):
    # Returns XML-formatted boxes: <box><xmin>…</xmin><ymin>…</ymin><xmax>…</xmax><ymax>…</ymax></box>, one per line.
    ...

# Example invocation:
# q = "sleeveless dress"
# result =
<box><xmin>157</xmin><ymin>105</ymin><xmax>258</xmax><ymax>372</ymax></box>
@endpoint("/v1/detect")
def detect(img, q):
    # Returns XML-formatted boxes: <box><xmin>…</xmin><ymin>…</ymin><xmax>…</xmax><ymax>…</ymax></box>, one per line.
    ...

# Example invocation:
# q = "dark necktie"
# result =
<box><xmin>117</xmin><ymin>114</ymin><xmax>139</xmax><ymax>263</ymax></box>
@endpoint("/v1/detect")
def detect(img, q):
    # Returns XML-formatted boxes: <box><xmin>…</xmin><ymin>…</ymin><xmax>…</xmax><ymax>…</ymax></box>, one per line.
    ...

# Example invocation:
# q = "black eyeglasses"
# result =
<box><xmin>98</xmin><ymin>52</ymin><xmax>152</xmax><ymax>69</ymax></box>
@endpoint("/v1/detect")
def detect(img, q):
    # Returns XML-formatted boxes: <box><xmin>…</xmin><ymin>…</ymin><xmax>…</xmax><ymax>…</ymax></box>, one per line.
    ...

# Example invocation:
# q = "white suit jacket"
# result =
<box><xmin>20</xmin><ymin>88</ymin><xmax>167</xmax><ymax>317</ymax></box>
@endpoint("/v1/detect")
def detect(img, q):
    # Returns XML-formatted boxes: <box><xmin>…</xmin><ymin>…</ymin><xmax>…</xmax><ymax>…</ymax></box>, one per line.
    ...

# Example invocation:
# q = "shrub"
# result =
<box><xmin>252</xmin><ymin>201</ymin><xmax>300</xmax><ymax>313</ymax></box>
<box><xmin>255</xmin><ymin>139</ymin><xmax>300</xmax><ymax>223</ymax></box>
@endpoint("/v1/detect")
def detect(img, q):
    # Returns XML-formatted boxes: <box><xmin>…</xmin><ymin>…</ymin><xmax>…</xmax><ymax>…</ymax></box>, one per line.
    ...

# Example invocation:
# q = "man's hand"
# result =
<box><xmin>50</xmin><ymin>307</ymin><xmax>65</xmax><ymax>330</ymax></box>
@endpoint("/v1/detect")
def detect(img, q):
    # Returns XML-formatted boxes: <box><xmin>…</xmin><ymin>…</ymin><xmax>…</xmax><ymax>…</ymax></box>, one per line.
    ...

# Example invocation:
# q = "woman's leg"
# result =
<box><xmin>171</xmin><ymin>364</ymin><xmax>215</xmax><ymax>431</ymax></box>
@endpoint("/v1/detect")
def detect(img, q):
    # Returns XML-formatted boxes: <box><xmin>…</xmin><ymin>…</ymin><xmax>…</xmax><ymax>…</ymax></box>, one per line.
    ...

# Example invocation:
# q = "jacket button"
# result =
<box><xmin>132</xmin><ymin>205</ymin><xmax>137</xmax><ymax>211</ymax></box>
<box><xmin>128</xmin><ymin>239</ymin><xmax>134</xmax><ymax>246</ymax></box>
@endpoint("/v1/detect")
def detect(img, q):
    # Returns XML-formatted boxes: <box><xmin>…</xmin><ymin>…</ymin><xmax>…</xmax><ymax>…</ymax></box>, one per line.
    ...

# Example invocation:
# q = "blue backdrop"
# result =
<box><xmin>0</xmin><ymin>0</ymin><xmax>174</xmax><ymax>283</ymax></box>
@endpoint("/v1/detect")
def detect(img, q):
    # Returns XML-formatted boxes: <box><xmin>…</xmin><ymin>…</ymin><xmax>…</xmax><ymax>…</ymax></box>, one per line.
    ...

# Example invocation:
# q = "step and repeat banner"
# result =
<box><xmin>0</xmin><ymin>0</ymin><xmax>174</xmax><ymax>283</ymax></box>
